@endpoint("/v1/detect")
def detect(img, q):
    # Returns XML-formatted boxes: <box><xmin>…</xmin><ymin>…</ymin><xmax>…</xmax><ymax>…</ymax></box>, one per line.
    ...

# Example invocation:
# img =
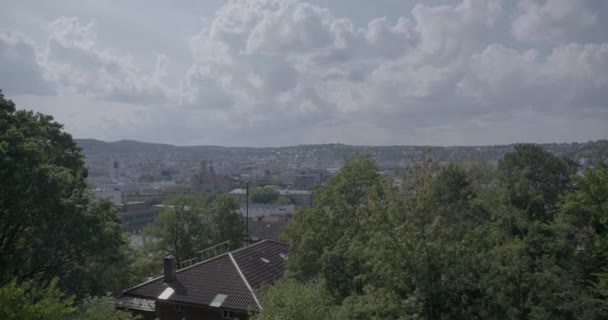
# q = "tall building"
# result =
<box><xmin>190</xmin><ymin>160</ymin><xmax>239</xmax><ymax>193</ymax></box>
<box><xmin>110</xmin><ymin>159</ymin><xmax>120</xmax><ymax>181</ymax></box>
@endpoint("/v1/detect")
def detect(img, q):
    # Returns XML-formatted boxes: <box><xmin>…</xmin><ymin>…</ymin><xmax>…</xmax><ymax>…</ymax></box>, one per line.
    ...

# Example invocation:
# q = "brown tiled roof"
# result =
<box><xmin>247</xmin><ymin>219</ymin><xmax>290</xmax><ymax>241</ymax></box>
<box><xmin>232</xmin><ymin>239</ymin><xmax>288</xmax><ymax>289</ymax></box>
<box><xmin>118</xmin><ymin>240</ymin><xmax>289</xmax><ymax>313</ymax></box>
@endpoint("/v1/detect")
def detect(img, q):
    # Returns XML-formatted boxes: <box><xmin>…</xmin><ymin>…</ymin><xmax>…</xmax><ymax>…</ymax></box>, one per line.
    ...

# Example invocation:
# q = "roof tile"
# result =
<box><xmin>119</xmin><ymin>240</ymin><xmax>289</xmax><ymax>312</ymax></box>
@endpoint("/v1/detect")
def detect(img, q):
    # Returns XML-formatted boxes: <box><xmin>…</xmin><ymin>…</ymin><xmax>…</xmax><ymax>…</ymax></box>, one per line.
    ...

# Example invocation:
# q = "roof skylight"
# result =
<box><xmin>158</xmin><ymin>287</ymin><xmax>174</xmax><ymax>300</ymax></box>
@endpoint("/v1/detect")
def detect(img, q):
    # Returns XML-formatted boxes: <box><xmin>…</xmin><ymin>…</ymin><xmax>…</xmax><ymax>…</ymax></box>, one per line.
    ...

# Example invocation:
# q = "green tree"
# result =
<box><xmin>0</xmin><ymin>91</ymin><xmax>127</xmax><ymax>297</ymax></box>
<box><xmin>123</xmin><ymin>240</ymin><xmax>164</xmax><ymax>284</ymax></box>
<box><xmin>276</xmin><ymin>195</ymin><xmax>293</xmax><ymax>205</ymax></box>
<box><xmin>72</xmin><ymin>295</ymin><xmax>139</xmax><ymax>320</ymax></box>
<box><xmin>365</xmin><ymin>157</ymin><xmax>492</xmax><ymax>319</ymax></box>
<box><xmin>0</xmin><ymin>279</ymin><xmax>75</xmax><ymax>320</ymax></box>
<box><xmin>480</xmin><ymin>145</ymin><xmax>579</xmax><ymax>319</ymax></box>
<box><xmin>143</xmin><ymin>194</ymin><xmax>214</xmax><ymax>265</ymax></box>
<box><xmin>333</xmin><ymin>287</ymin><xmax>408</xmax><ymax>320</ymax></box>
<box><xmin>253</xmin><ymin>279</ymin><xmax>335</xmax><ymax>320</ymax></box>
<box><xmin>556</xmin><ymin>162</ymin><xmax>608</xmax><ymax>319</ymax></box>
<box><xmin>499</xmin><ymin>144</ymin><xmax>576</xmax><ymax>223</ymax></box>
<box><xmin>212</xmin><ymin>194</ymin><xmax>245</xmax><ymax>249</ymax></box>
<box><xmin>283</xmin><ymin>156</ymin><xmax>383</xmax><ymax>299</ymax></box>
<box><xmin>143</xmin><ymin>193</ymin><xmax>246</xmax><ymax>267</ymax></box>
<box><xmin>250</xmin><ymin>186</ymin><xmax>279</xmax><ymax>204</ymax></box>
<box><xmin>261</xmin><ymin>146</ymin><xmax>606</xmax><ymax>319</ymax></box>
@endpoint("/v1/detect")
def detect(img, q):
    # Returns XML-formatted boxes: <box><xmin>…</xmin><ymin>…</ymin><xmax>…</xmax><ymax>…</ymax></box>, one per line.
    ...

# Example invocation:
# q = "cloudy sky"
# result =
<box><xmin>1</xmin><ymin>0</ymin><xmax>607</xmax><ymax>146</ymax></box>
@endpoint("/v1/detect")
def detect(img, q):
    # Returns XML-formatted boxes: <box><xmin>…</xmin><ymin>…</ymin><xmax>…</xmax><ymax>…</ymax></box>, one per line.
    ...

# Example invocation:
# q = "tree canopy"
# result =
<box><xmin>249</xmin><ymin>186</ymin><xmax>279</xmax><ymax>204</ymax></box>
<box><xmin>142</xmin><ymin>193</ymin><xmax>245</xmax><ymax>267</ymax></box>
<box><xmin>0</xmin><ymin>91</ymin><xmax>128</xmax><ymax>298</ymax></box>
<box><xmin>260</xmin><ymin>148</ymin><xmax>608</xmax><ymax>319</ymax></box>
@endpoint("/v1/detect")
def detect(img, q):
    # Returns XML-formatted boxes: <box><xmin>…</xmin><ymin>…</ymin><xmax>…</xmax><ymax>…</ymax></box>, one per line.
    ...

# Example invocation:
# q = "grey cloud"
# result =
<box><xmin>1</xmin><ymin>17</ymin><xmax>175</xmax><ymax>104</ymax></box>
<box><xmin>458</xmin><ymin>43</ymin><xmax>608</xmax><ymax>115</ymax></box>
<box><xmin>512</xmin><ymin>0</ymin><xmax>597</xmax><ymax>44</ymax></box>
<box><xmin>3</xmin><ymin>0</ymin><xmax>608</xmax><ymax>146</ymax></box>
<box><xmin>246</xmin><ymin>1</ymin><xmax>334</xmax><ymax>54</ymax></box>
<box><xmin>0</xmin><ymin>32</ymin><xmax>54</xmax><ymax>95</ymax></box>
<box><xmin>182</xmin><ymin>0</ymin><xmax>608</xmax><ymax>144</ymax></box>
<box><xmin>43</xmin><ymin>17</ymin><xmax>175</xmax><ymax>104</ymax></box>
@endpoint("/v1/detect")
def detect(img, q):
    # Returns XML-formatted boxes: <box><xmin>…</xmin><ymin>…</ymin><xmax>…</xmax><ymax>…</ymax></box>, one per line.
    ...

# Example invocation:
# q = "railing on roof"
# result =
<box><xmin>178</xmin><ymin>240</ymin><xmax>231</xmax><ymax>270</ymax></box>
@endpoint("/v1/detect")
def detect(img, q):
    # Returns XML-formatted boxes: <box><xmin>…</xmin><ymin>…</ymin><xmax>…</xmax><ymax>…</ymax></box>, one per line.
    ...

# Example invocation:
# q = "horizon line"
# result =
<box><xmin>74</xmin><ymin>137</ymin><xmax>608</xmax><ymax>149</ymax></box>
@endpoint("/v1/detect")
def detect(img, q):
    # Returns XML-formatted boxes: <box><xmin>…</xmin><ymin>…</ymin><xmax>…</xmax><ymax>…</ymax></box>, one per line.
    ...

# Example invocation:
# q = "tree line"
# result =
<box><xmin>255</xmin><ymin>148</ymin><xmax>608</xmax><ymax>319</ymax></box>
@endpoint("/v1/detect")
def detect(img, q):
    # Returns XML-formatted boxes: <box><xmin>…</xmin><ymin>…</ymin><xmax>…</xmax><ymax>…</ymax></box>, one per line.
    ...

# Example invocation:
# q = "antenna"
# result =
<box><xmin>246</xmin><ymin>181</ymin><xmax>249</xmax><ymax>245</ymax></box>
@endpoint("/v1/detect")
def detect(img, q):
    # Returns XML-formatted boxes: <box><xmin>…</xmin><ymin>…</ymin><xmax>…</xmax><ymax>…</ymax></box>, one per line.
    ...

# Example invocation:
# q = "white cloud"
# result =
<box><xmin>512</xmin><ymin>0</ymin><xmax>597</xmax><ymax>44</ymax></box>
<box><xmin>1</xmin><ymin>17</ymin><xmax>175</xmax><ymax>103</ymax></box>
<box><xmin>2</xmin><ymin>0</ymin><xmax>607</xmax><ymax>146</ymax></box>
<box><xmin>458</xmin><ymin>43</ymin><xmax>608</xmax><ymax>114</ymax></box>
<box><xmin>42</xmin><ymin>17</ymin><xmax>175</xmax><ymax>103</ymax></box>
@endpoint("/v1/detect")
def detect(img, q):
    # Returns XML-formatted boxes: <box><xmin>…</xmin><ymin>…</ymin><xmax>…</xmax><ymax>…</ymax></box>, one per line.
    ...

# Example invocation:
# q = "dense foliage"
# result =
<box><xmin>0</xmin><ymin>91</ymin><xmax>130</xmax><ymax>298</ymax></box>
<box><xmin>257</xmin><ymin>147</ymin><xmax>608</xmax><ymax>320</ymax></box>
<box><xmin>250</xmin><ymin>186</ymin><xmax>280</xmax><ymax>204</ymax></box>
<box><xmin>0</xmin><ymin>279</ymin><xmax>139</xmax><ymax>320</ymax></box>
<box><xmin>0</xmin><ymin>279</ymin><xmax>75</xmax><ymax>320</ymax></box>
<box><xmin>248</xmin><ymin>186</ymin><xmax>293</xmax><ymax>205</ymax></box>
<box><xmin>0</xmin><ymin>91</ymin><xmax>134</xmax><ymax>318</ymax></box>
<box><xmin>142</xmin><ymin>193</ymin><xmax>245</xmax><ymax>268</ymax></box>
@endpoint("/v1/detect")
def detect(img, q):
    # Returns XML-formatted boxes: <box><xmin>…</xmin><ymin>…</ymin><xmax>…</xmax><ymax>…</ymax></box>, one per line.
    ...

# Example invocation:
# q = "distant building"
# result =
<box><xmin>191</xmin><ymin>161</ymin><xmax>240</xmax><ymax>193</ymax></box>
<box><xmin>111</xmin><ymin>160</ymin><xmax>120</xmax><ymax>181</ymax></box>
<box><xmin>229</xmin><ymin>188</ymin><xmax>313</xmax><ymax>207</ymax></box>
<box><xmin>92</xmin><ymin>188</ymin><xmax>123</xmax><ymax>206</ymax></box>
<box><xmin>116</xmin><ymin>240</ymin><xmax>289</xmax><ymax>320</ymax></box>
<box><xmin>293</xmin><ymin>169</ymin><xmax>328</xmax><ymax>189</ymax></box>
<box><xmin>160</xmin><ymin>168</ymin><xmax>180</xmax><ymax>181</ymax></box>
<box><xmin>228</xmin><ymin>188</ymin><xmax>247</xmax><ymax>196</ymax></box>
<box><xmin>277</xmin><ymin>189</ymin><xmax>313</xmax><ymax>206</ymax></box>
<box><xmin>124</xmin><ymin>191</ymin><xmax>169</xmax><ymax>204</ymax></box>
<box><xmin>121</xmin><ymin>201</ymin><xmax>162</xmax><ymax>232</ymax></box>
<box><xmin>238</xmin><ymin>204</ymin><xmax>295</xmax><ymax>220</ymax></box>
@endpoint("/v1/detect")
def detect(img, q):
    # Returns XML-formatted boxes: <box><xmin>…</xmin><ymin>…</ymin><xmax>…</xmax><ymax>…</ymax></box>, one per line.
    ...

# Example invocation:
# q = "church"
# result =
<box><xmin>190</xmin><ymin>161</ymin><xmax>239</xmax><ymax>193</ymax></box>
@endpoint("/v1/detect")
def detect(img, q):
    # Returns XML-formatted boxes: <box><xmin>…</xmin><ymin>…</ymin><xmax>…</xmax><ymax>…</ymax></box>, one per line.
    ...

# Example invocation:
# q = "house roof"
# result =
<box><xmin>247</xmin><ymin>219</ymin><xmax>290</xmax><ymax>241</ymax></box>
<box><xmin>118</xmin><ymin>239</ymin><xmax>289</xmax><ymax>313</ymax></box>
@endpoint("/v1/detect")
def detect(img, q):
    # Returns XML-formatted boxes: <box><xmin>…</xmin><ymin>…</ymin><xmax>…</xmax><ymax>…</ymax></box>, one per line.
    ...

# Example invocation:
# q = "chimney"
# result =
<box><xmin>164</xmin><ymin>255</ymin><xmax>176</xmax><ymax>282</ymax></box>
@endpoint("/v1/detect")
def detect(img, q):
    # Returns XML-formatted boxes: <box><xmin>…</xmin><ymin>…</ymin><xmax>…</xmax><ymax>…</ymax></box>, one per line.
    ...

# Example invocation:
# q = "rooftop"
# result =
<box><xmin>238</xmin><ymin>204</ymin><xmax>295</xmax><ymax>218</ymax></box>
<box><xmin>117</xmin><ymin>239</ymin><xmax>289</xmax><ymax>313</ymax></box>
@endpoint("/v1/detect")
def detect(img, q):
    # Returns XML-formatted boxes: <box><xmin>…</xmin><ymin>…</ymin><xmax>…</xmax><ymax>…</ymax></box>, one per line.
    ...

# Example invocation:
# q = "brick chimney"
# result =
<box><xmin>164</xmin><ymin>255</ymin><xmax>176</xmax><ymax>282</ymax></box>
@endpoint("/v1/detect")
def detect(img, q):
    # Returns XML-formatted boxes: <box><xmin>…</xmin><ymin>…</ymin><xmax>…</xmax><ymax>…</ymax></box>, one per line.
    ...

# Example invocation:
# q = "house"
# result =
<box><xmin>116</xmin><ymin>240</ymin><xmax>289</xmax><ymax>320</ymax></box>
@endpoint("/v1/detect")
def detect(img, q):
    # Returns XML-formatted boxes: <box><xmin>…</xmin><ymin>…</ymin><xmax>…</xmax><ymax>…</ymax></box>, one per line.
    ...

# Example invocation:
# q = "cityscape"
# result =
<box><xmin>84</xmin><ymin>138</ymin><xmax>607</xmax><ymax>237</ymax></box>
<box><xmin>2</xmin><ymin>0</ymin><xmax>608</xmax><ymax>319</ymax></box>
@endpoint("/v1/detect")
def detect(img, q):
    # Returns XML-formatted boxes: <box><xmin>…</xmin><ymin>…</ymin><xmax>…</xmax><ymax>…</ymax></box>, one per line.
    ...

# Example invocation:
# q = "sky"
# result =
<box><xmin>1</xmin><ymin>0</ymin><xmax>607</xmax><ymax>147</ymax></box>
